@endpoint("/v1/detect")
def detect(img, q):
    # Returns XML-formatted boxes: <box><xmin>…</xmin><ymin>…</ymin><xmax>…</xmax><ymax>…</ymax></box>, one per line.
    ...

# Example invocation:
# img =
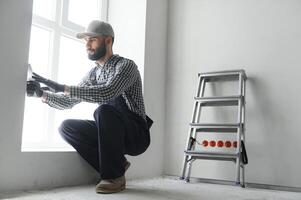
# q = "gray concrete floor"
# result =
<box><xmin>1</xmin><ymin>177</ymin><xmax>301</xmax><ymax>200</ymax></box>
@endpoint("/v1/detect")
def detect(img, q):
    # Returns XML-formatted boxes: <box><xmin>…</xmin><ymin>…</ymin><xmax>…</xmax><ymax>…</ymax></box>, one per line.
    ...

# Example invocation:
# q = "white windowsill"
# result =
<box><xmin>21</xmin><ymin>144</ymin><xmax>76</xmax><ymax>152</ymax></box>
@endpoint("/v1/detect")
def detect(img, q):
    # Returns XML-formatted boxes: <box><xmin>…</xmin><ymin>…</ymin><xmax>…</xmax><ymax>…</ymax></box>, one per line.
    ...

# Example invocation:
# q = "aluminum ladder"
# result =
<box><xmin>180</xmin><ymin>69</ymin><xmax>247</xmax><ymax>187</ymax></box>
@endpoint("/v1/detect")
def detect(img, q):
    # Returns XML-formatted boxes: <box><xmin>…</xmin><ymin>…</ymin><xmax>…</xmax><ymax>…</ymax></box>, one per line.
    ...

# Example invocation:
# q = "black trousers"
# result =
<box><xmin>58</xmin><ymin>96</ymin><xmax>150</xmax><ymax>179</ymax></box>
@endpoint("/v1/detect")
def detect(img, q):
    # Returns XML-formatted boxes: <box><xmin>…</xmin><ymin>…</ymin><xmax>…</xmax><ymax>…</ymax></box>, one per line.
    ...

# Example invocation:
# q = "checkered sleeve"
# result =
<box><xmin>68</xmin><ymin>59</ymin><xmax>138</xmax><ymax>103</ymax></box>
<box><xmin>43</xmin><ymin>93</ymin><xmax>81</xmax><ymax>110</ymax></box>
<box><xmin>43</xmin><ymin>68</ymin><xmax>94</xmax><ymax>110</ymax></box>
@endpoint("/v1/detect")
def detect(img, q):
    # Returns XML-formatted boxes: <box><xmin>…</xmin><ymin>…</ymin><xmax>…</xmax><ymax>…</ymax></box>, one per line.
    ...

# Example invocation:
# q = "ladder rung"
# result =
<box><xmin>185</xmin><ymin>150</ymin><xmax>237</xmax><ymax>161</ymax></box>
<box><xmin>194</xmin><ymin>96</ymin><xmax>243</xmax><ymax>106</ymax></box>
<box><xmin>189</xmin><ymin>123</ymin><xmax>242</xmax><ymax>132</ymax></box>
<box><xmin>198</xmin><ymin>69</ymin><xmax>247</xmax><ymax>82</ymax></box>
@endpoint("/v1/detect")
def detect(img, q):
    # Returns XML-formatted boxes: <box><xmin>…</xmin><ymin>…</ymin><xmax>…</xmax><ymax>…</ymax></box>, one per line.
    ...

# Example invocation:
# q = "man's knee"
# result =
<box><xmin>58</xmin><ymin>119</ymin><xmax>73</xmax><ymax>136</ymax></box>
<box><xmin>93</xmin><ymin>104</ymin><xmax>115</xmax><ymax>120</ymax></box>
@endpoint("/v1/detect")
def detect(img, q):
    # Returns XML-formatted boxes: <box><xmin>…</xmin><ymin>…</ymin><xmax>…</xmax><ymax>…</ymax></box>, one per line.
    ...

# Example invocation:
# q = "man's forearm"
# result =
<box><xmin>41</xmin><ymin>91</ymin><xmax>81</xmax><ymax>110</ymax></box>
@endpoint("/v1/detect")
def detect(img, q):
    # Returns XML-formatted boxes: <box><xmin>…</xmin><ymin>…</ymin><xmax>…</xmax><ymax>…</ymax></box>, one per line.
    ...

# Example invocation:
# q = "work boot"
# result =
<box><xmin>95</xmin><ymin>160</ymin><xmax>130</xmax><ymax>194</ymax></box>
<box><xmin>95</xmin><ymin>175</ymin><xmax>126</xmax><ymax>194</ymax></box>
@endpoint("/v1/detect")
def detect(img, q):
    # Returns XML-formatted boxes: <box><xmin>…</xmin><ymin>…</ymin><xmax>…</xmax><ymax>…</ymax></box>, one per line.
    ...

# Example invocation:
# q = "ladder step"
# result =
<box><xmin>185</xmin><ymin>150</ymin><xmax>237</xmax><ymax>161</ymax></box>
<box><xmin>189</xmin><ymin>123</ymin><xmax>242</xmax><ymax>132</ymax></box>
<box><xmin>198</xmin><ymin>69</ymin><xmax>247</xmax><ymax>82</ymax></box>
<box><xmin>194</xmin><ymin>95</ymin><xmax>243</xmax><ymax>106</ymax></box>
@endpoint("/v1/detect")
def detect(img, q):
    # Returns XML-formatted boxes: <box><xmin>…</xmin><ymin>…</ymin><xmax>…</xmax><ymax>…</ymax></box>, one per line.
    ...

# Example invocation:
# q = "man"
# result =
<box><xmin>26</xmin><ymin>20</ymin><xmax>153</xmax><ymax>194</ymax></box>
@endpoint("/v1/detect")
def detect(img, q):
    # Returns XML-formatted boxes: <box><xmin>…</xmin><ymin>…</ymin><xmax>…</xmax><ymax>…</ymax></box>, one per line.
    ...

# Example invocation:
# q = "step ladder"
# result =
<box><xmin>180</xmin><ymin>69</ymin><xmax>247</xmax><ymax>187</ymax></box>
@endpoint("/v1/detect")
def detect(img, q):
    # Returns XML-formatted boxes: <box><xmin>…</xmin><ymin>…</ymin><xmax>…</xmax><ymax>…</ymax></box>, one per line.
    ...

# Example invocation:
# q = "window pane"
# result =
<box><xmin>28</xmin><ymin>25</ymin><xmax>52</xmax><ymax>75</ymax></box>
<box><xmin>33</xmin><ymin>0</ymin><xmax>56</xmax><ymax>21</ymax></box>
<box><xmin>57</xmin><ymin>35</ymin><xmax>93</xmax><ymax>84</ymax></box>
<box><xmin>22</xmin><ymin>98</ymin><xmax>48</xmax><ymax>143</ymax></box>
<box><xmin>22</xmin><ymin>25</ymin><xmax>53</xmax><ymax>144</ymax></box>
<box><xmin>52</xmin><ymin>36</ymin><xmax>97</xmax><ymax>143</ymax></box>
<box><xmin>68</xmin><ymin>0</ymin><xmax>99</xmax><ymax>27</ymax></box>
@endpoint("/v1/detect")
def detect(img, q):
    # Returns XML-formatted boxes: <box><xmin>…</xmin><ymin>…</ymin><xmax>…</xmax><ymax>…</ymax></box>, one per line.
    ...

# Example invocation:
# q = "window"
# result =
<box><xmin>22</xmin><ymin>0</ymin><xmax>108</xmax><ymax>151</ymax></box>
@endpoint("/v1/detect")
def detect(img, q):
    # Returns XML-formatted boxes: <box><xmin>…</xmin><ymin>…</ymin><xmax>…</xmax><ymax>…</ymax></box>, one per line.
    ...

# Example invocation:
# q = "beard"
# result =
<box><xmin>88</xmin><ymin>43</ymin><xmax>106</xmax><ymax>60</ymax></box>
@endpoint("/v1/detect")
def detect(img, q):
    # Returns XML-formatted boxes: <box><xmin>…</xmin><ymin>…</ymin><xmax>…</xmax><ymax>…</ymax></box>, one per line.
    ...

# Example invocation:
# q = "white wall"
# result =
<box><xmin>144</xmin><ymin>0</ymin><xmax>168</xmax><ymax>177</ymax></box>
<box><xmin>108</xmin><ymin>0</ymin><xmax>168</xmax><ymax>179</ymax></box>
<box><xmin>108</xmin><ymin>0</ymin><xmax>147</xmax><ymax>80</ymax></box>
<box><xmin>164</xmin><ymin>0</ymin><xmax>301</xmax><ymax>188</ymax></box>
<box><xmin>0</xmin><ymin>0</ymin><xmax>168</xmax><ymax>193</ymax></box>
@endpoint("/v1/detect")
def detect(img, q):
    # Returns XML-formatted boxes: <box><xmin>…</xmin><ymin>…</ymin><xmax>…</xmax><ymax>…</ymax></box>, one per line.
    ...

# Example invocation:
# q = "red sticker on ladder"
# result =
<box><xmin>209</xmin><ymin>140</ymin><xmax>216</xmax><ymax>147</ymax></box>
<box><xmin>225</xmin><ymin>141</ymin><xmax>232</xmax><ymax>148</ymax></box>
<box><xmin>217</xmin><ymin>140</ymin><xmax>224</xmax><ymax>147</ymax></box>
<box><xmin>233</xmin><ymin>141</ymin><xmax>237</xmax><ymax>148</ymax></box>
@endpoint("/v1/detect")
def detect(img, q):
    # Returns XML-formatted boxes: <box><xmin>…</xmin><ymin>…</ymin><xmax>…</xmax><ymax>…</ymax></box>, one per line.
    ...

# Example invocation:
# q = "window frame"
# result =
<box><xmin>22</xmin><ymin>0</ymin><xmax>108</xmax><ymax>152</ymax></box>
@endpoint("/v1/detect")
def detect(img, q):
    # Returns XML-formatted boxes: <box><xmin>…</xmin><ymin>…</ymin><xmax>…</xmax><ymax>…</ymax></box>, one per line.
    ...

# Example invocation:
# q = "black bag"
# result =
<box><xmin>146</xmin><ymin>115</ymin><xmax>153</xmax><ymax>130</ymax></box>
<box><xmin>241</xmin><ymin>141</ymin><xmax>248</xmax><ymax>165</ymax></box>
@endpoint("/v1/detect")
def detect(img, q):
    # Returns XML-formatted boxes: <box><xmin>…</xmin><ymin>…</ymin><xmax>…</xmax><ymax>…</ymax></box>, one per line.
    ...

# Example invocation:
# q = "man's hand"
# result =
<box><xmin>26</xmin><ymin>81</ymin><xmax>44</xmax><ymax>97</ymax></box>
<box><xmin>32</xmin><ymin>72</ymin><xmax>65</xmax><ymax>93</ymax></box>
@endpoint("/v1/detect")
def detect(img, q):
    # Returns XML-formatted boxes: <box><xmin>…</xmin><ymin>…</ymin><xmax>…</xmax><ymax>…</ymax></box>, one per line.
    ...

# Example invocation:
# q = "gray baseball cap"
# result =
<box><xmin>76</xmin><ymin>20</ymin><xmax>114</xmax><ymax>39</ymax></box>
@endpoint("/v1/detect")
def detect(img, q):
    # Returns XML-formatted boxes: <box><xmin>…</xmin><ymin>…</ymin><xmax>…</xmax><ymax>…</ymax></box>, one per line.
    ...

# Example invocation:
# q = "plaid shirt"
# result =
<box><xmin>44</xmin><ymin>55</ymin><xmax>146</xmax><ymax>120</ymax></box>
